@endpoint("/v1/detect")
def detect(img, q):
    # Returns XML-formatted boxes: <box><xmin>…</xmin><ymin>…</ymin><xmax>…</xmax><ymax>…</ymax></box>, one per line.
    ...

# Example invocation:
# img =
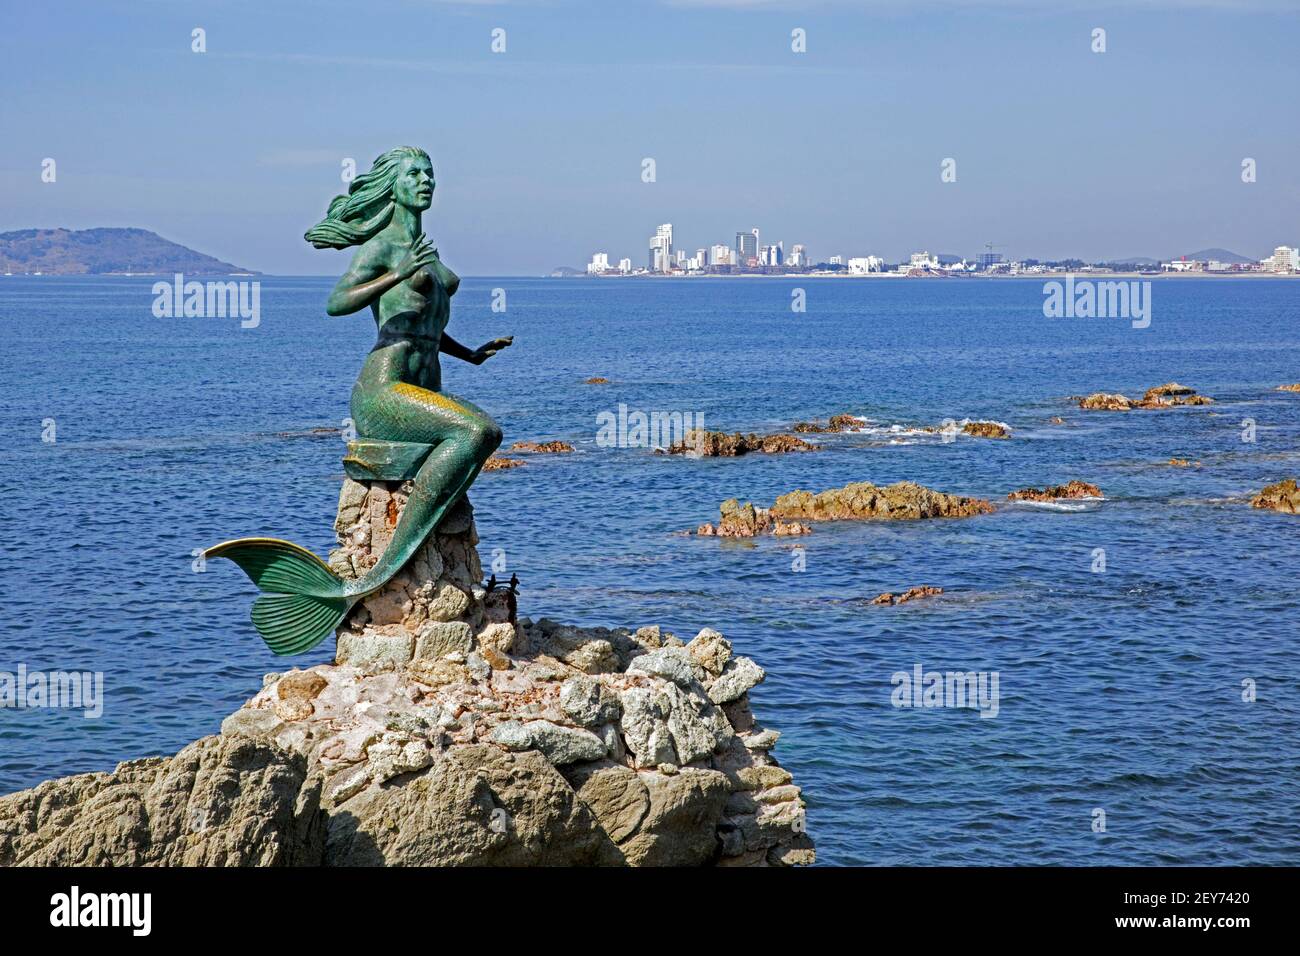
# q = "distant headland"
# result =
<box><xmin>0</xmin><ymin>228</ymin><xmax>258</xmax><ymax>276</ymax></box>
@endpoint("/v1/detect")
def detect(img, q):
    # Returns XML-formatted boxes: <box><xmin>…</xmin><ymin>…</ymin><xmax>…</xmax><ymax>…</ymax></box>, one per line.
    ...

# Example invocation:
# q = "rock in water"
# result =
<box><xmin>1251</xmin><ymin>478</ymin><xmax>1300</xmax><ymax>514</ymax></box>
<box><xmin>0</xmin><ymin>483</ymin><xmax>813</xmax><ymax>867</ymax></box>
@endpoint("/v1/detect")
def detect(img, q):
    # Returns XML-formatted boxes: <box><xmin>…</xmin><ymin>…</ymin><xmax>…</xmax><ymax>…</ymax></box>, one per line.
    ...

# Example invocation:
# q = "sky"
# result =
<box><xmin>3</xmin><ymin>0</ymin><xmax>1299</xmax><ymax>275</ymax></box>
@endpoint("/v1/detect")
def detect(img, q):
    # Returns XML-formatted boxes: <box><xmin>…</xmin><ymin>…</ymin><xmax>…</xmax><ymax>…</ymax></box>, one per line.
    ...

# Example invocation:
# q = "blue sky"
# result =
<box><xmin>3</xmin><ymin>0</ymin><xmax>1298</xmax><ymax>274</ymax></box>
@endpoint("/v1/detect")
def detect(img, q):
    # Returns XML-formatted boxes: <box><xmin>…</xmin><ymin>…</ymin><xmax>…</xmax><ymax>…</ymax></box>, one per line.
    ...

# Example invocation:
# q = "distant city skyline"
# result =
<box><xmin>4</xmin><ymin>1</ymin><xmax>1299</xmax><ymax>275</ymax></box>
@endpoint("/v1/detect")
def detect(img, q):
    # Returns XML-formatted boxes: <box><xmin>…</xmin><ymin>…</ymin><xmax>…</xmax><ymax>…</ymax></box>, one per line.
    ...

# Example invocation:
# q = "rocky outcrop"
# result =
<box><xmin>1167</xmin><ymin>458</ymin><xmax>1201</xmax><ymax>468</ymax></box>
<box><xmin>695</xmin><ymin>500</ymin><xmax>811</xmax><ymax>538</ymax></box>
<box><xmin>665</xmin><ymin>429</ymin><xmax>816</xmax><ymax>458</ymax></box>
<box><xmin>482</xmin><ymin>455</ymin><xmax>525</xmax><ymax>471</ymax></box>
<box><xmin>0</xmin><ymin>489</ymin><xmax>812</xmax><ymax>868</ymax></box>
<box><xmin>1277</xmin><ymin>384</ymin><xmax>1300</xmax><ymax>392</ymax></box>
<box><xmin>870</xmin><ymin>586</ymin><xmax>942</xmax><ymax>606</ymax></box>
<box><xmin>1251</xmin><ymin>478</ymin><xmax>1299</xmax><ymax>514</ymax></box>
<box><xmin>1078</xmin><ymin>383</ymin><xmax>1214</xmax><ymax>410</ymax></box>
<box><xmin>792</xmin><ymin>414</ymin><xmax>860</xmax><ymax>434</ymax></box>
<box><xmin>694</xmin><ymin>481</ymin><xmax>991</xmax><ymax>538</ymax></box>
<box><xmin>772</xmin><ymin>481</ymin><xmax>993</xmax><ymax>522</ymax></box>
<box><xmin>0</xmin><ymin>735</ymin><xmax>321</xmax><ymax>866</ymax></box>
<box><xmin>1078</xmin><ymin>392</ymin><xmax>1132</xmax><ymax>411</ymax></box>
<box><xmin>511</xmin><ymin>441</ymin><xmax>574</xmax><ymax>454</ymax></box>
<box><xmin>584</xmin><ymin>377</ymin><xmax>610</xmax><ymax>385</ymax></box>
<box><xmin>1007</xmin><ymin>480</ymin><xmax>1102</xmax><ymax>502</ymax></box>
<box><xmin>962</xmin><ymin>421</ymin><xmax>1010</xmax><ymax>439</ymax></box>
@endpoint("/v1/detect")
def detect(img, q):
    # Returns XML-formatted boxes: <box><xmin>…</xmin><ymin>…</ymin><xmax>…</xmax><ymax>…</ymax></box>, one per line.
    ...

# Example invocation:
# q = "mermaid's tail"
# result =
<box><xmin>205</xmin><ymin>538</ymin><xmax>354</xmax><ymax>655</ymax></box>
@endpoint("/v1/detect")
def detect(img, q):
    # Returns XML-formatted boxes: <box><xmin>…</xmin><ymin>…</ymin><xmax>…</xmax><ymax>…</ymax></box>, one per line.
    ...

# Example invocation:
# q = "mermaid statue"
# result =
<box><xmin>207</xmin><ymin>146</ymin><xmax>512</xmax><ymax>655</ymax></box>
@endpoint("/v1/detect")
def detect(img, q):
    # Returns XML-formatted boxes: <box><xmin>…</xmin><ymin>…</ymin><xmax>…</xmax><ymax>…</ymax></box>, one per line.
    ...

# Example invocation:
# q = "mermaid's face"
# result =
<box><xmin>393</xmin><ymin>154</ymin><xmax>434</xmax><ymax>212</ymax></box>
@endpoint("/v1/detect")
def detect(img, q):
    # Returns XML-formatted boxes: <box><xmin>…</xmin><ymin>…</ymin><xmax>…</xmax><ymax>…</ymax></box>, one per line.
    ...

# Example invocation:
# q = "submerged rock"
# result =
<box><xmin>584</xmin><ymin>377</ymin><xmax>611</xmax><ymax>384</ymax></box>
<box><xmin>0</xmin><ymin>496</ymin><xmax>812</xmax><ymax>868</ymax></box>
<box><xmin>1167</xmin><ymin>458</ymin><xmax>1201</xmax><ymax>468</ymax></box>
<box><xmin>482</xmin><ymin>455</ymin><xmax>525</xmax><ymax>471</ymax></box>
<box><xmin>791</xmin><ymin>414</ymin><xmax>861</xmax><ymax>434</ymax></box>
<box><xmin>1007</xmin><ymin>480</ymin><xmax>1102</xmax><ymax>502</ymax></box>
<box><xmin>871</xmin><ymin>586</ymin><xmax>943</xmax><ymax>606</ymax></box>
<box><xmin>1251</xmin><ymin>478</ymin><xmax>1300</xmax><ymax>514</ymax></box>
<box><xmin>665</xmin><ymin>429</ymin><xmax>816</xmax><ymax>457</ymax></box>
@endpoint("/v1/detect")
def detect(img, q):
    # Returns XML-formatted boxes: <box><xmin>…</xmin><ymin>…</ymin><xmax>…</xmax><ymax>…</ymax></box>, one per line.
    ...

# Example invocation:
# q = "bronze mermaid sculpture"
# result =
<box><xmin>207</xmin><ymin>146</ymin><xmax>512</xmax><ymax>655</ymax></box>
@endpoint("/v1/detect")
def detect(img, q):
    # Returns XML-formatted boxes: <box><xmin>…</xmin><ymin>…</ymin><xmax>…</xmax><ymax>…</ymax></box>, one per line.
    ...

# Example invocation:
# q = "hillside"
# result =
<box><xmin>0</xmin><ymin>228</ymin><xmax>257</xmax><ymax>275</ymax></box>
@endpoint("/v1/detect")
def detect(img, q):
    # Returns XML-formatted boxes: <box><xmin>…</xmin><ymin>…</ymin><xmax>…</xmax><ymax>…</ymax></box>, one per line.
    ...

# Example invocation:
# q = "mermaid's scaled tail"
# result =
<box><xmin>205</xmin><ymin>537</ymin><xmax>355</xmax><ymax>655</ymax></box>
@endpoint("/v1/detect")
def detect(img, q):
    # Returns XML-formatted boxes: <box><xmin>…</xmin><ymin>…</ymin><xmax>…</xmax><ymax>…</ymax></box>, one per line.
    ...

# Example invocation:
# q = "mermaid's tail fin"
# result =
<box><xmin>205</xmin><ymin>538</ymin><xmax>353</xmax><ymax>655</ymax></box>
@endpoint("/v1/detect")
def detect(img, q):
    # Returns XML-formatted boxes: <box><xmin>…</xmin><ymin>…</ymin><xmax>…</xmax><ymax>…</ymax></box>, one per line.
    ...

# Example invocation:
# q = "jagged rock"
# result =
<box><xmin>694</xmin><ymin>499</ymin><xmax>811</xmax><ymax>538</ymax></box>
<box><xmin>708</xmin><ymin>657</ymin><xmax>765</xmax><ymax>704</ymax></box>
<box><xmin>0</xmin><ymin>735</ymin><xmax>321</xmax><ymax>866</ymax></box>
<box><xmin>1079</xmin><ymin>383</ymin><xmax>1214</xmax><ymax>411</ymax></box>
<box><xmin>1007</xmin><ymin>480</ymin><xmax>1102</xmax><ymax>502</ymax></box>
<box><xmin>490</xmin><ymin>720</ymin><xmax>607</xmax><ymax>765</ymax></box>
<box><xmin>482</xmin><ymin>455</ymin><xmax>525</xmax><ymax>471</ymax></box>
<box><xmin>627</xmin><ymin>646</ymin><xmax>706</xmax><ymax>687</ymax></box>
<box><xmin>687</xmin><ymin>628</ymin><xmax>732</xmax><ymax>676</ymax></box>
<box><xmin>771</xmin><ymin>480</ymin><xmax>993</xmax><ymax>522</ymax></box>
<box><xmin>665</xmin><ymin>429</ymin><xmax>816</xmax><ymax>457</ymax></box>
<box><xmin>559</xmin><ymin>675</ymin><xmax>622</xmax><ymax>727</ymax></box>
<box><xmin>1251</xmin><ymin>478</ymin><xmax>1300</xmax><ymax>514</ymax></box>
<box><xmin>962</xmin><ymin>420</ymin><xmax>1010</xmax><ymax>439</ymax></box>
<box><xmin>1278</xmin><ymin>383</ymin><xmax>1300</xmax><ymax>392</ymax></box>
<box><xmin>1078</xmin><ymin>392</ymin><xmax>1132</xmax><ymax>411</ymax></box>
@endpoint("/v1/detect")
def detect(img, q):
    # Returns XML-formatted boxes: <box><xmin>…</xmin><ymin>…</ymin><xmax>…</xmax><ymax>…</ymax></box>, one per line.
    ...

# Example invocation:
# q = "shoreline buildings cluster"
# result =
<box><xmin>583</xmin><ymin>226</ymin><xmax>1299</xmax><ymax>277</ymax></box>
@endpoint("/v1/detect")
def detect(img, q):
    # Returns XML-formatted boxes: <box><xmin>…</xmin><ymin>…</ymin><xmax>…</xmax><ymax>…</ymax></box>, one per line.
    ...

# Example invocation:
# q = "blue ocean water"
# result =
<box><xmin>2</xmin><ymin>274</ymin><xmax>1298</xmax><ymax>866</ymax></box>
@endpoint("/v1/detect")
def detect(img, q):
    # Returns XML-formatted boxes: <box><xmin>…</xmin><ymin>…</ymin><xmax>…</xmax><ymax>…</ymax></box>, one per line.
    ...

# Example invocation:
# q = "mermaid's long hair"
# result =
<box><xmin>304</xmin><ymin>146</ymin><xmax>430</xmax><ymax>249</ymax></box>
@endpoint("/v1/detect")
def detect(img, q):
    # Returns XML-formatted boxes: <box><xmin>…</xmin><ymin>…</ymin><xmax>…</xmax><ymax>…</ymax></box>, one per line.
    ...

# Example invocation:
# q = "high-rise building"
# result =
<box><xmin>586</xmin><ymin>252</ymin><xmax>610</xmax><ymax>275</ymax></box>
<box><xmin>709</xmin><ymin>244</ymin><xmax>732</xmax><ymax>266</ymax></box>
<box><xmin>788</xmin><ymin>244</ymin><xmax>807</xmax><ymax>267</ymax></box>
<box><xmin>735</xmin><ymin>228</ymin><xmax>759</xmax><ymax>264</ymax></box>
<box><xmin>648</xmin><ymin>223</ymin><xmax>674</xmax><ymax>272</ymax></box>
<box><xmin>760</xmin><ymin>242</ymin><xmax>783</xmax><ymax>267</ymax></box>
<box><xmin>618</xmin><ymin>257</ymin><xmax>632</xmax><ymax>274</ymax></box>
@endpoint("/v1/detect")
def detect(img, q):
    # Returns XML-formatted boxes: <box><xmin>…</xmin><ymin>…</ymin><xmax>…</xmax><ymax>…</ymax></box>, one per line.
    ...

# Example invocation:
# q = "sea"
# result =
<box><xmin>2</xmin><ymin>274</ymin><xmax>1298</xmax><ymax>865</ymax></box>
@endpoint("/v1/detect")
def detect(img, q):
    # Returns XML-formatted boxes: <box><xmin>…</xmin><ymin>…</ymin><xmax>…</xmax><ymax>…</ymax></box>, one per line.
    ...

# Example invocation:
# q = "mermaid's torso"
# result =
<box><xmin>351</xmin><ymin>235</ymin><xmax>460</xmax><ymax>433</ymax></box>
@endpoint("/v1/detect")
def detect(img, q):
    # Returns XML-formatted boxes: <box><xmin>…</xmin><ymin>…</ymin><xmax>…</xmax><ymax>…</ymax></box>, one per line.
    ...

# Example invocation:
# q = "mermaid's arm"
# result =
<box><xmin>326</xmin><ymin>238</ymin><xmax>438</xmax><ymax>316</ymax></box>
<box><xmin>441</xmin><ymin>332</ymin><xmax>513</xmax><ymax>365</ymax></box>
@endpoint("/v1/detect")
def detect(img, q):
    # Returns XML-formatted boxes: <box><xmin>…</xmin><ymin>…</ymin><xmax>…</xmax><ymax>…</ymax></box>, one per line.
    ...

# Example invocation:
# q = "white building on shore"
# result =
<box><xmin>1263</xmin><ymin>245</ymin><xmax>1299</xmax><ymax>273</ymax></box>
<box><xmin>586</xmin><ymin>252</ymin><xmax>610</xmax><ymax>274</ymax></box>
<box><xmin>847</xmin><ymin>256</ymin><xmax>884</xmax><ymax>274</ymax></box>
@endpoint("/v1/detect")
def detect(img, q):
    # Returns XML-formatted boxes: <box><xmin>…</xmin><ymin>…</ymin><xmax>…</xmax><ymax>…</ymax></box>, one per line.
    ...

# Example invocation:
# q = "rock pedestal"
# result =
<box><xmin>0</xmin><ymin>480</ymin><xmax>815</xmax><ymax>867</ymax></box>
<box><xmin>327</xmin><ymin>478</ymin><xmax>515</xmax><ymax>671</ymax></box>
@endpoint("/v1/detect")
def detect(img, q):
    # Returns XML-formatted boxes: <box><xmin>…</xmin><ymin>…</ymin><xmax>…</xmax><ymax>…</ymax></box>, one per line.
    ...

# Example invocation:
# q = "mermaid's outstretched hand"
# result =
<box><xmin>470</xmin><ymin>336</ymin><xmax>513</xmax><ymax>365</ymax></box>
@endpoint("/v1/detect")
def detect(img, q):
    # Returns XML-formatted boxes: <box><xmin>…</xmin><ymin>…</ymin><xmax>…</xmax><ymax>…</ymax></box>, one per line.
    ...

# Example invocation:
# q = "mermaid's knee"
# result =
<box><xmin>465</xmin><ymin>416</ymin><xmax>502</xmax><ymax>458</ymax></box>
